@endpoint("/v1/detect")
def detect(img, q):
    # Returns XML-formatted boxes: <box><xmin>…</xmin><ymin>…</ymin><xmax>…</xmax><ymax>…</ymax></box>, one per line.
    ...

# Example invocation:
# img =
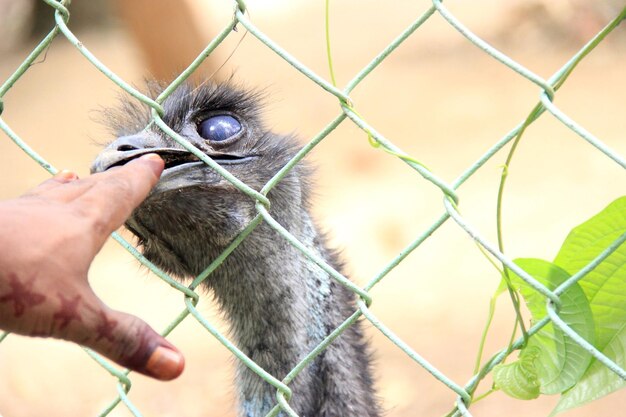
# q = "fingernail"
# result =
<box><xmin>145</xmin><ymin>345</ymin><xmax>185</xmax><ymax>380</ymax></box>
<box><xmin>137</xmin><ymin>153</ymin><xmax>164</xmax><ymax>176</ymax></box>
<box><xmin>55</xmin><ymin>170</ymin><xmax>79</xmax><ymax>182</ymax></box>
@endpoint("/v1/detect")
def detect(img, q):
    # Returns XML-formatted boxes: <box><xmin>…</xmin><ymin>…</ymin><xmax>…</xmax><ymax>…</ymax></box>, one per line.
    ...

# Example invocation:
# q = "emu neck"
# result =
<box><xmin>208</xmin><ymin>213</ymin><xmax>379</xmax><ymax>417</ymax></box>
<box><xmin>209</xmin><ymin>213</ymin><xmax>331</xmax><ymax>416</ymax></box>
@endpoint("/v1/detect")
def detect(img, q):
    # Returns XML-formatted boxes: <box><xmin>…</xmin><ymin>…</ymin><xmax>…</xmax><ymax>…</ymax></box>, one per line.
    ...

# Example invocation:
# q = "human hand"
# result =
<box><xmin>0</xmin><ymin>154</ymin><xmax>184</xmax><ymax>380</ymax></box>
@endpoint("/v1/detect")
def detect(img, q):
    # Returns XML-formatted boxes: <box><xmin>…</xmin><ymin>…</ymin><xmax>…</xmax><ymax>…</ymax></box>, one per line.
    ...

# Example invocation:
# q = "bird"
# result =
<box><xmin>91</xmin><ymin>81</ymin><xmax>380</xmax><ymax>417</ymax></box>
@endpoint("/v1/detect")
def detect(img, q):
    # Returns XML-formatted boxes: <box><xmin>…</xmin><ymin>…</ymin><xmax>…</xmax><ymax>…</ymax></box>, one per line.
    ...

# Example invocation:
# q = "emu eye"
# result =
<box><xmin>198</xmin><ymin>115</ymin><xmax>242</xmax><ymax>142</ymax></box>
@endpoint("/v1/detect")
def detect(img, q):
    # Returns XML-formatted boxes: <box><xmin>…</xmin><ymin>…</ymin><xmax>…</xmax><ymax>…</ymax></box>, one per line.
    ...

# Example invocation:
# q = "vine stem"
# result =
<box><xmin>325</xmin><ymin>0</ymin><xmax>432</xmax><ymax>171</ymax></box>
<box><xmin>473</xmin><ymin>281</ymin><xmax>503</xmax><ymax>375</ymax></box>
<box><xmin>325</xmin><ymin>0</ymin><xmax>337</xmax><ymax>87</ymax></box>
<box><xmin>456</xmin><ymin>6</ymin><xmax>626</xmax><ymax>416</ymax></box>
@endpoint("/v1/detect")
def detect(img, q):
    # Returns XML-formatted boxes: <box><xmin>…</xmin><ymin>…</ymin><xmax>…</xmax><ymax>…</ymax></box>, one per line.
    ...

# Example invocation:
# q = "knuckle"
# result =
<box><xmin>111</xmin><ymin>315</ymin><xmax>155</xmax><ymax>366</ymax></box>
<box><xmin>72</xmin><ymin>201</ymin><xmax>108</xmax><ymax>235</ymax></box>
<box><xmin>89</xmin><ymin>214</ymin><xmax>110</xmax><ymax>237</ymax></box>
<box><xmin>104</xmin><ymin>176</ymin><xmax>135</xmax><ymax>200</ymax></box>
<box><xmin>75</xmin><ymin>179</ymin><xmax>138</xmax><ymax>234</ymax></box>
<box><xmin>103</xmin><ymin>177</ymin><xmax>143</xmax><ymax>214</ymax></box>
<box><xmin>84</xmin><ymin>308</ymin><xmax>150</xmax><ymax>365</ymax></box>
<box><xmin>115</xmin><ymin>316</ymin><xmax>144</xmax><ymax>352</ymax></box>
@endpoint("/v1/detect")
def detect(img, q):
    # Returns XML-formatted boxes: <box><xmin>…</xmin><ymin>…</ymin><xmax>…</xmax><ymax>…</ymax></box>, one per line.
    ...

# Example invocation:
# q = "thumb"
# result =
<box><xmin>77</xmin><ymin>302</ymin><xmax>185</xmax><ymax>380</ymax></box>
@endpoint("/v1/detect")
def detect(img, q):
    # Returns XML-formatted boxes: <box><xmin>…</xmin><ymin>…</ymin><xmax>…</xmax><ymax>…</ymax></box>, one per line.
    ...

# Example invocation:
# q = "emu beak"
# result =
<box><xmin>91</xmin><ymin>132</ymin><xmax>164</xmax><ymax>174</ymax></box>
<box><xmin>92</xmin><ymin>132</ymin><xmax>256</xmax><ymax>175</ymax></box>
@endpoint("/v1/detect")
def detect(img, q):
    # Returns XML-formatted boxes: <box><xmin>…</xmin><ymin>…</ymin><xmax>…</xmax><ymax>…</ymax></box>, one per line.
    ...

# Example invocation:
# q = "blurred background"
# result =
<box><xmin>0</xmin><ymin>0</ymin><xmax>625</xmax><ymax>416</ymax></box>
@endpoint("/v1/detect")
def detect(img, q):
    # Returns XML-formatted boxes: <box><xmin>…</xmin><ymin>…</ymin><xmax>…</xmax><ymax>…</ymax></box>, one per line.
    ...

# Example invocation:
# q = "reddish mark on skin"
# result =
<box><xmin>93</xmin><ymin>309</ymin><xmax>117</xmax><ymax>343</ymax></box>
<box><xmin>0</xmin><ymin>273</ymin><xmax>46</xmax><ymax>317</ymax></box>
<box><xmin>53</xmin><ymin>293</ymin><xmax>82</xmax><ymax>330</ymax></box>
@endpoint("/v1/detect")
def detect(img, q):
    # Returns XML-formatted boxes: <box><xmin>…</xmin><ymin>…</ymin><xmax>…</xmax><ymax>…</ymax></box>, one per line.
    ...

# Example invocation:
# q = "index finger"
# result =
<box><xmin>75</xmin><ymin>154</ymin><xmax>164</xmax><ymax>236</ymax></box>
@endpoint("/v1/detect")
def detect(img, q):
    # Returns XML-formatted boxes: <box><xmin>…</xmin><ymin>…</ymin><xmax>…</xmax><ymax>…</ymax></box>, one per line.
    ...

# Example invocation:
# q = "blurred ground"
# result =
<box><xmin>0</xmin><ymin>1</ymin><xmax>625</xmax><ymax>416</ymax></box>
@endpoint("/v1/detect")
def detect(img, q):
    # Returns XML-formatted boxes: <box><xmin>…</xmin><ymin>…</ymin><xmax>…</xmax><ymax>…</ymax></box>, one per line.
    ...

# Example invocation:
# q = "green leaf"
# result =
<box><xmin>493</xmin><ymin>347</ymin><xmax>541</xmax><ymax>400</ymax></box>
<box><xmin>511</xmin><ymin>259</ymin><xmax>594</xmax><ymax>395</ymax></box>
<box><xmin>554</xmin><ymin>196</ymin><xmax>626</xmax><ymax>348</ymax></box>
<box><xmin>553</xmin><ymin>336</ymin><xmax>626</xmax><ymax>415</ymax></box>
<box><xmin>551</xmin><ymin>197</ymin><xmax>626</xmax><ymax>413</ymax></box>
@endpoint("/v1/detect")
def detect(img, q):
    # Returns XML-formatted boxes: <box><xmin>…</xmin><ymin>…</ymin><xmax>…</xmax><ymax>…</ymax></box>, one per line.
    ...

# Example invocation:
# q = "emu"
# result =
<box><xmin>92</xmin><ymin>82</ymin><xmax>380</xmax><ymax>417</ymax></box>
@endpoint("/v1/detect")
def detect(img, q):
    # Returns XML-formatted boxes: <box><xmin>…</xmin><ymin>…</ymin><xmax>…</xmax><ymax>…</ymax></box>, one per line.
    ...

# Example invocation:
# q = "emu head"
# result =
<box><xmin>91</xmin><ymin>83</ymin><xmax>305</xmax><ymax>278</ymax></box>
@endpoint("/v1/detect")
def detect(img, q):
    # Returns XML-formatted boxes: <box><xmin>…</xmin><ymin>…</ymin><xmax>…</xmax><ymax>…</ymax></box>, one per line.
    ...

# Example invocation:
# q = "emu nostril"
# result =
<box><xmin>118</xmin><ymin>144</ymin><xmax>139</xmax><ymax>152</ymax></box>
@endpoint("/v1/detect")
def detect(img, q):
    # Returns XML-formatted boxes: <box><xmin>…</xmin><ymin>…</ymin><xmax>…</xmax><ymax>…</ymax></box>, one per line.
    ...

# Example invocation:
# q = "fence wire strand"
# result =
<box><xmin>1</xmin><ymin>1</ymin><xmax>625</xmax><ymax>416</ymax></box>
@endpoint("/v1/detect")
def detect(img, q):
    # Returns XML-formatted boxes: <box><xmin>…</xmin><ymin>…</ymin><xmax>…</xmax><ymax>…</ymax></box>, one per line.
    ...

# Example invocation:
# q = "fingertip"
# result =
<box><xmin>132</xmin><ymin>153</ymin><xmax>164</xmax><ymax>178</ymax></box>
<box><xmin>81</xmin><ymin>308</ymin><xmax>185</xmax><ymax>381</ymax></box>
<box><xmin>144</xmin><ymin>345</ymin><xmax>185</xmax><ymax>380</ymax></box>
<box><xmin>55</xmin><ymin>169</ymin><xmax>80</xmax><ymax>183</ymax></box>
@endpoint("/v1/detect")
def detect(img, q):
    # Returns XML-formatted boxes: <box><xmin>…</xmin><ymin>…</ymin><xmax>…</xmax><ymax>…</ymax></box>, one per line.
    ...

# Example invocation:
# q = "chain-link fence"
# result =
<box><xmin>1</xmin><ymin>1</ymin><xmax>625</xmax><ymax>416</ymax></box>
